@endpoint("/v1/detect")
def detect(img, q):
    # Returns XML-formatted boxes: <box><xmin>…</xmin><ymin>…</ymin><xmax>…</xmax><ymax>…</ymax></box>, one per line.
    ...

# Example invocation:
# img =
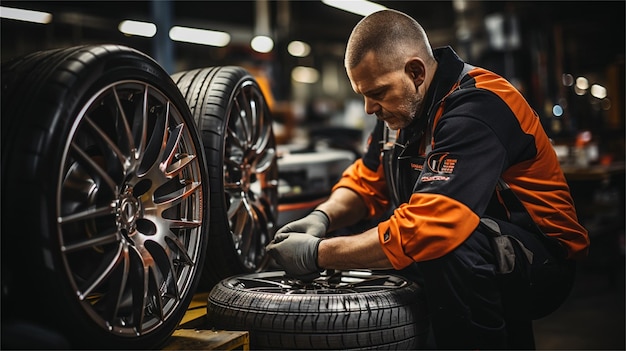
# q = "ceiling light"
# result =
<box><xmin>251</xmin><ymin>35</ymin><xmax>274</xmax><ymax>53</ymax></box>
<box><xmin>169</xmin><ymin>26</ymin><xmax>231</xmax><ymax>47</ymax></box>
<box><xmin>288</xmin><ymin>41</ymin><xmax>311</xmax><ymax>57</ymax></box>
<box><xmin>575</xmin><ymin>76</ymin><xmax>589</xmax><ymax>90</ymax></box>
<box><xmin>291</xmin><ymin>66</ymin><xmax>319</xmax><ymax>84</ymax></box>
<box><xmin>119</xmin><ymin>20</ymin><xmax>157</xmax><ymax>37</ymax></box>
<box><xmin>0</xmin><ymin>6</ymin><xmax>52</xmax><ymax>24</ymax></box>
<box><xmin>590</xmin><ymin>84</ymin><xmax>607</xmax><ymax>99</ymax></box>
<box><xmin>321</xmin><ymin>0</ymin><xmax>386</xmax><ymax>17</ymax></box>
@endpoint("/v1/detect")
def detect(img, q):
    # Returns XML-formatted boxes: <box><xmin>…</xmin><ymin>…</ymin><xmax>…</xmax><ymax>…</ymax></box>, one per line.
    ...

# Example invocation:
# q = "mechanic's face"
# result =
<box><xmin>347</xmin><ymin>51</ymin><xmax>423</xmax><ymax>130</ymax></box>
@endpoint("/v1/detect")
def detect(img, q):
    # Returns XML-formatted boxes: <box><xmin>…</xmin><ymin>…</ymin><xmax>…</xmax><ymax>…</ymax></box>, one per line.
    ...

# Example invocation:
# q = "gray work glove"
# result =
<box><xmin>266</xmin><ymin>233</ymin><xmax>323</xmax><ymax>280</ymax></box>
<box><xmin>274</xmin><ymin>210</ymin><xmax>330</xmax><ymax>238</ymax></box>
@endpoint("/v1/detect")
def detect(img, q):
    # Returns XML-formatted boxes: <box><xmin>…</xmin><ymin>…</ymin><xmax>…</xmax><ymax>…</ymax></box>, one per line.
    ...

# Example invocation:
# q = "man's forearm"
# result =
<box><xmin>316</xmin><ymin>187</ymin><xmax>368</xmax><ymax>232</ymax></box>
<box><xmin>317</xmin><ymin>227</ymin><xmax>393</xmax><ymax>270</ymax></box>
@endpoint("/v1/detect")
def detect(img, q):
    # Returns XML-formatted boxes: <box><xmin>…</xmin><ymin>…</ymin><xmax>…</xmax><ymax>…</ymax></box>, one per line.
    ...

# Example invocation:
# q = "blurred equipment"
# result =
<box><xmin>277</xmin><ymin>146</ymin><xmax>355</xmax><ymax>227</ymax></box>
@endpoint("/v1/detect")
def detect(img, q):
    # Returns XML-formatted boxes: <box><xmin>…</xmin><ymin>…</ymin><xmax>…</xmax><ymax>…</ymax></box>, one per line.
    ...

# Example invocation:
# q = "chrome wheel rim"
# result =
<box><xmin>224</xmin><ymin>80</ymin><xmax>278</xmax><ymax>271</ymax></box>
<box><xmin>56</xmin><ymin>81</ymin><xmax>205</xmax><ymax>336</ymax></box>
<box><xmin>223</xmin><ymin>270</ymin><xmax>410</xmax><ymax>295</ymax></box>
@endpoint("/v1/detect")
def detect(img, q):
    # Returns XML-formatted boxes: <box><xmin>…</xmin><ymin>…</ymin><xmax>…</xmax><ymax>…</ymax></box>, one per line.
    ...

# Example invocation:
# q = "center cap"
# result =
<box><xmin>118</xmin><ymin>194</ymin><xmax>141</xmax><ymax>229</ymax></box>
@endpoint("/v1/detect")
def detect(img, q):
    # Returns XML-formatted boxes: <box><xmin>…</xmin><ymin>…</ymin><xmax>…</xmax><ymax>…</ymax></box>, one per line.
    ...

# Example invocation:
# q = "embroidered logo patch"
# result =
<box><xmin>426</xmin><ymin>152</ymin><xmax>458</xmax><ymax>174</ymax></box>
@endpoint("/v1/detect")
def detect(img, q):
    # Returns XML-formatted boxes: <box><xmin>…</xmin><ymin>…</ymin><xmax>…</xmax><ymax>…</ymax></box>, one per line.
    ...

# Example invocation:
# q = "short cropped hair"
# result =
<box><xmin>345</xmin><ymin>9</ymin><xmax>434</xmax><ymax>70</ymax></box>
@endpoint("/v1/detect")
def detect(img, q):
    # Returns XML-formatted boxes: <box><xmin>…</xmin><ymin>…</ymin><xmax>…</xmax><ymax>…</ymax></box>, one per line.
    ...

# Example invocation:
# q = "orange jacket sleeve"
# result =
<box><xmin>332</xmin><ymin>158</ymin><xmax>390</xmax><ymax>220</ymax></box>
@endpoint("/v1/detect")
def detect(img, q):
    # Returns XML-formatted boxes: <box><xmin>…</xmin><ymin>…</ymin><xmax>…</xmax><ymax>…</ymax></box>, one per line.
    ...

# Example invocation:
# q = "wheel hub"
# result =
<box><xmin>117</xmin><ymin>190</ymin><xmax>142</xmax><ymax>235</ymax></box>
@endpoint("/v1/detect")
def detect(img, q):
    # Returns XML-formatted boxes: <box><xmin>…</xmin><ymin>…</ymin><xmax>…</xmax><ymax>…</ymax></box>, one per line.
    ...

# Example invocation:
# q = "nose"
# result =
<box><xmin>363</xmin><ymin>97</ymin><xmax>380</xmax><ymax>115</ymax></box>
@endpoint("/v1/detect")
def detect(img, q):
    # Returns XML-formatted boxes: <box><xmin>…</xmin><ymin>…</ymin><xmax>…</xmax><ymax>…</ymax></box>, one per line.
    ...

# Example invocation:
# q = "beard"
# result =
<box><xmin>378</xmin><ymin>88</ymin><xmax>423</xmax><ymax>130</ymax></box>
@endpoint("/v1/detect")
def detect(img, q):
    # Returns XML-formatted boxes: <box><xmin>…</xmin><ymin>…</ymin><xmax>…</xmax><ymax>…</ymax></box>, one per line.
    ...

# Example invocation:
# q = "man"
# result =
<box><xmin>266</xmin><ymin>9</ymin><xmax>589</xmax><ymax>349</ymax></box>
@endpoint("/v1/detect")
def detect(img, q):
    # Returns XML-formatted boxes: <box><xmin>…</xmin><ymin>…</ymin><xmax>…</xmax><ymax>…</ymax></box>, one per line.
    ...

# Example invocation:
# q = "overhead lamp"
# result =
<box><xmin>251</xmin><ymin>35</ymin><xmax>274</xmax><ymax>53</ymax></box>
<box><xmin>292</xmin><ymin>66</ymin><xmax>319</xmax><ymax>84</ymax></box>
<box><xmin>169</xmin><ymin>26</ymin><xmax>231</xmax><ymax>47</ymax></box>
<box><xmin>252</xmin><ymin>0</ymin><xmax>273</xmax><ymax>53</ymax></box>
<box><xmin>590</xmin><ymin>84</ymin><xmax>607</xmax><ymax>99</ymax></box>
<box><xmin>119</xmin><ymin>20</ymin><xmax>157</xmax><ymax>38</ymax></box>
<box><xmin>321</xmin><ymin>0</ymin><xmax>386</xmax><ymax>17</ymax></box>
<box><xmin>0</xmin><ymin>6</ymin><xmax>52</xmax><ymax>24</ymax></box>
<box><xmin>288</xmin><ymin>41</ymin><xmax>311</xmax><ymax>57</ymax></box>
<box><xmin>574</xmin><ymin>76</ymin><xmax>589</xmax><ymax>96</ymax></box>
<box><xmin>575</xmin><ymin>76</ymin><xmax>589</xmax><ymax>90</ymax></box>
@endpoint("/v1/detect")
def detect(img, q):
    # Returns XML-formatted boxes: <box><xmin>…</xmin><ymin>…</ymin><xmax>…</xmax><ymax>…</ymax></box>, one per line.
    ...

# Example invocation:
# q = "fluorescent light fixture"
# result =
<box><xmin>288</xmin><ymin>41</ymin><xmax>311</xmax><ymax>57</ymax></box>
<box><xmin>118</xmin><ymin>20</ymin><xmax>157</xmax><ymax>37</ymax></box>
<box><xmin>251</xmin><ymin>35</ymin><xmax>274</xmax><ymax>53</ymax></box>
<box><xmin>169</xmin><ymin>26</ymin><xmax>231</xmax><ymax>47</ymax></box>
<box><xmin>321</xmin><ymin>0</ymin><xmax>386</xmax><ymax>17</ymax></box>
<box><xmin>0</xmin><ymin>6</ymin><xmax>52</xmax><ymax>24</ymax></box>
<box><xmin>291</xmin><ymin>66</ymin><xmax>319</xmax><ymax>84</ymax></box>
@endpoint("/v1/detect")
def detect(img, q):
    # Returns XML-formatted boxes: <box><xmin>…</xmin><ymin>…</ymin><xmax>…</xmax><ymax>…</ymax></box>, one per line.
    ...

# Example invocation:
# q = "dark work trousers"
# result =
<box><xmin>409</xmin><ymin>217</ymin><xmax>576</xmax><ymax>350</ymax></box>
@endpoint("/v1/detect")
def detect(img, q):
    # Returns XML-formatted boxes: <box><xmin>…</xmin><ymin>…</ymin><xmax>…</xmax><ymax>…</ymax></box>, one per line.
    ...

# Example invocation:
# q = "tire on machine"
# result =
<box><xmin>206</xmin><ymin>270</ymin><xmax>430</xmax><ymax>350</ymax></box>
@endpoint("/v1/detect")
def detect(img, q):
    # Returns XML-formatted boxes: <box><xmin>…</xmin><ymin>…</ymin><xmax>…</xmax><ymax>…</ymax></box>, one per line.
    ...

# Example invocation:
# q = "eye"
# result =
<box><xmin>368</xmin><ymin>90</ymin><xmax>385</xmax><ymax>100</ymax></box>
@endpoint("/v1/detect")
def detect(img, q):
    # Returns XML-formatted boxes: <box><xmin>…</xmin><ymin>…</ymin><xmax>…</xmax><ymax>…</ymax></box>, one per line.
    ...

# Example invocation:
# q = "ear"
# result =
<box><xmin>405</xmin><ymin>58</ymin><xmax>426</xmax><ymax>86</ymax></box>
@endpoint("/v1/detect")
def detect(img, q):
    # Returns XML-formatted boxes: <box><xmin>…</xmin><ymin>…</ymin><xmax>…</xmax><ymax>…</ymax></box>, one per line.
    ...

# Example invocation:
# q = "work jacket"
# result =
<box><xmin>333</xmin><ymin>46</ymin><xmax>589</xmax><ymax>269</ymax></box>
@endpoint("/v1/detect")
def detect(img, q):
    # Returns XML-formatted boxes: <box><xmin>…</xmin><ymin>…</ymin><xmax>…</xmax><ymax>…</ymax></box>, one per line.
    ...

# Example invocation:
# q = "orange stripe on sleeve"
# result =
<box><xmin>378</xmin><ymin>193</ymin><xmax>480</xmax><ymax>269</ymax></box>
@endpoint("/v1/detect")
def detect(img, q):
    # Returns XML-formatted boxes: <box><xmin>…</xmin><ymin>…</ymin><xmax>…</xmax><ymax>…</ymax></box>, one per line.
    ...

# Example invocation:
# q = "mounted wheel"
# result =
<box><xmin>207</xmin><ymin>270</ymin><xmax>429</xmax><ymax>350</ymax></box>
<box><xmin>1</xmin><ymin>45</ymin><xmax>209</xmax><ymax>349</ymax></box>
<box><xmin>172</xmin><ymin>67</ymin><xmax>278</xmax><ymax>290</ymax></box>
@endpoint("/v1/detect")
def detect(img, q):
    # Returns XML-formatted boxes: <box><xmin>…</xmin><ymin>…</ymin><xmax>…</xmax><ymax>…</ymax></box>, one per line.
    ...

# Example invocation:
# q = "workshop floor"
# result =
<box><xmin>533</xmin><ymin>237</ymin><xmax>625</xmax><ymax>350</ymax></box>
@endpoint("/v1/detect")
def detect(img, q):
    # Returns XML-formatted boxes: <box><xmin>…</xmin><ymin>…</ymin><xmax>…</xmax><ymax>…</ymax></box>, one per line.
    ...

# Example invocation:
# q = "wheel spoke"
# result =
<box><xmin>168</xmin><ymin>218</ymin><xmax>202</xmax><ymax>229</ymax></box>
<box><xmin>226</xmin><ymin>124</ymin><xmax>246</xmax><ymax>151</ymax></box>
<box><xmin>227</xmin><ymin>194</ymin><xmax>244</xmax><ymax>219</ymax></box>
<box><xmin>112</xmin><ymin>86</ymin><xmax>137</xmax><ymax>153</ymax></box>
<box><xmin>232</xmin><ymin>96</ymin><xmax>251</xmax><ymax>146</ymax></box>
<box><xmin>154</xmin><ymin>181</ymin><xmax>201</xmax><ymax>207</ymax></box>
<box><xmin>254</xmin><ymin>146</ymin><xmax>276</xmax><ymax>174</ymax></box>
<box><xmin>61</xmin><ymin>231</ymin><xmax>120</xmax><ymax>253</ymax></box>
<box><xmin>58</xmin><ymin>203</ymin><xmax>116</xmax><ymax>224</ymax></box>
<box><xmin>165</xmin><ymin>154</ymin><xmax>196</xmax><ymax>178</ymax></box>
<box><xmin>231</xmin><ymin>198</ymin><xmax>254</xmax><ymax>242</ymax></box>
<box><xmin>130</xmin><ymin>252</ymin><xmax>149</xmax><ymax>333</ymax></box>
<box><xmin>83</xmin><ymin>115</ymin><xmax>128</xmax><ymax>168</ymax></box>
<box><xmin>99</xmin><ymin>245</ymin><xmax>130</xmax><ymax>323</ymax></box>
<box><xmin>76</xmin><ymin>244</ymin><xmax>125</xmax><ymax>300</ymax></box>
<box><xmin>135</xmin><ymin>84</ymin><xmax>150</xmax><ymax>160</ymax></box>
<box><xmin>70</xmin><ymin>142</ymin><xmax>118</xmax><ymax>193</ymax></box>
<box><xmin>164</xmin><ymin>232</ymin><xmax>194</xmax><ymax>267</ymax></box>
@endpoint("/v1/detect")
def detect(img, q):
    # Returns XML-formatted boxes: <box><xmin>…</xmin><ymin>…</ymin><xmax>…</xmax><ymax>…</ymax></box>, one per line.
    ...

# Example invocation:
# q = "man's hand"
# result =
<box><xmin>266</xmin><ymin>233</ymin><xmax>323</xmax><ymax>280</ymax></box>
<box><xmin>274</xmin><ymin>210</ymin><xmax>329</xmax><ymax>238</ymax></box>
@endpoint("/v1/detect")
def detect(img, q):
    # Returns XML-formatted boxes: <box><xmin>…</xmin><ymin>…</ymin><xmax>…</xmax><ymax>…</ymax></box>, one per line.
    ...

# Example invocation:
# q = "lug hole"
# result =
<box><xmin>136</xmin><ymin>219</ymin><xmax>157</xmax><ymax>235</ymax></box>
<box><xmin>133</xmin><ymin>179</ymin><xmax>152</xmax><ymax>197</ymax></box>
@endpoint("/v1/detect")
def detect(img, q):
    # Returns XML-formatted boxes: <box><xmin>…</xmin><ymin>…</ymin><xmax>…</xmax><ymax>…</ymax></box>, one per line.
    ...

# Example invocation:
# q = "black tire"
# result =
<box><xmin>171</xmin><ymin>67</ymin><xmax>278</xmax><ymax>290</ymax></box>
<box><xmin>206</xmin><ymin>270</ymin><xmax>429</xmax><ymax>350</ymax></box>
<box><xmin>1</xmin><ymin>45</ymin><xmax>209</xmax><ymax>349</ymax></box>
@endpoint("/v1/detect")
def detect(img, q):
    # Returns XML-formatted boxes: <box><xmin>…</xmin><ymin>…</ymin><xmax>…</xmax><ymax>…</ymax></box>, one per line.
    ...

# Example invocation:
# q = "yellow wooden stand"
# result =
<box><xmin>161</xmin><ymin>292</ymin><xmax>250</xmax><ymax>350</ymax></box>
<box><xmin>163</xmin><ymin>329</ymin><xmax>250</xmax><ymax>351</ymax></box>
